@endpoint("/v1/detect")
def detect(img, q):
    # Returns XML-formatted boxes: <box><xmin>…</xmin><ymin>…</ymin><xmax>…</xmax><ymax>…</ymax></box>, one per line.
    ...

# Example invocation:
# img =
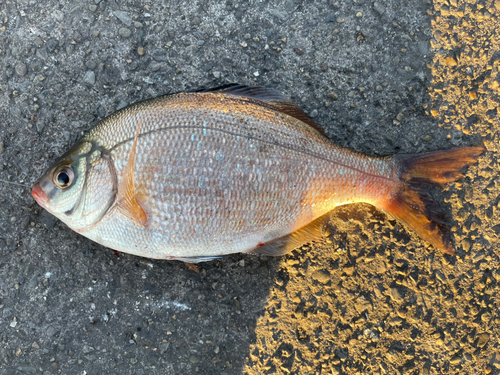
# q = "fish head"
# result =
<box><xmin>32</xmin><ymin>140</ymin><xmax>117</xmax><ymax>231</ymax></box>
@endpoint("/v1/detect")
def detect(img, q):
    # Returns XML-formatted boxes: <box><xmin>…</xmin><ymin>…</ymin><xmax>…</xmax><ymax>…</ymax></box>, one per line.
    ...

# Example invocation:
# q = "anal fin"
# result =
<box><xmin>184</xmin><ymin>262</ymin><xmax>201</xmax><ymax>273</ymax></box>
<box><xmin>252</xmin><ymin>213</ymin><xmax>330</xmax><ymax>256</ymax></box>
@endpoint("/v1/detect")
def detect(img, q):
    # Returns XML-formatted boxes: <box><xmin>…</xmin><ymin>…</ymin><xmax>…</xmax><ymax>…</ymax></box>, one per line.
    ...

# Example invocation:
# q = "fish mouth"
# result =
<box><xmin>32</xmin><ymin>182</ymin><xmax>49</xmax><ymax>207</ymax></box>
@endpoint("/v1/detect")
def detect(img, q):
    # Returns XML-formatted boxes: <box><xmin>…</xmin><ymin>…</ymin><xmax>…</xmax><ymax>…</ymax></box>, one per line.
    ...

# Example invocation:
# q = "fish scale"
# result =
<box><xmin>32</xmin><ymin>85</ymin><xmax>484</xmax><ymax>261</ymax></box>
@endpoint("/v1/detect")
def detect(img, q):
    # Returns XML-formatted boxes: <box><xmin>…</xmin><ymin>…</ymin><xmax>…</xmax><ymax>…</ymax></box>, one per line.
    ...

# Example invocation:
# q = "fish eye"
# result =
<box><xmin>53</xmin><ymin>166</ymin><xmax>75</xmax><ymax>189</ymax></box>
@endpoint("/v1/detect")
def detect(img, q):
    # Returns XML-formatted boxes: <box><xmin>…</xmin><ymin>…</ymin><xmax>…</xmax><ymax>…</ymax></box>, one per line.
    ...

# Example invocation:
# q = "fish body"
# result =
<box><xmin>32</xmin><ymin>85</ymin><xmax>484</xmax><ymax>261</ymax></box>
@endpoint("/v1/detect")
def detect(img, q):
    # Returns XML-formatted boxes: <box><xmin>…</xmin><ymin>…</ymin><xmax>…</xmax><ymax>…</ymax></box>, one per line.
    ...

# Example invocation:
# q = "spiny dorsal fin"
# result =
<box><xmin>117</xmin><ymin>119</ymin><xmax>148</xmax><ymax>226</ymax></box>
<box><xmin>192</xmin><ymin>84</ymin><xmax>328</xmax><ymax>137</ymax></box>
<box><xmin>252</xmin><ymin>212</ymin><xmax>330</xmax><ymax>256</ymax></box>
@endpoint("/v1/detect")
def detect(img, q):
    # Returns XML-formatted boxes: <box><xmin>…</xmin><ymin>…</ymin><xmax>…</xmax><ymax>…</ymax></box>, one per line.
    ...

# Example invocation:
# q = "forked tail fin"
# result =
<box><xmin>381</xmin><ymin>147</ymin><xmax>485</xmax><ymax>255</ymax></box>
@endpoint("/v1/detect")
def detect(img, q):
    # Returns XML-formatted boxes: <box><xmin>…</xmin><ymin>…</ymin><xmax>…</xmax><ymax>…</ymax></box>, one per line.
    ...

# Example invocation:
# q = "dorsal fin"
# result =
<box><xmin>191</xmin><ymin>84</ymin><xmax>328</xmax><ymax>137</ymax></box>
<box><xmin>252</xmin><ymin>212</ymin><xmax>330</xmax><ymax>256</ymax></box>
<box><xmin>116</xmin><ymin>119</ymin><xmax>148</xmax><ymax>226</ymax></box>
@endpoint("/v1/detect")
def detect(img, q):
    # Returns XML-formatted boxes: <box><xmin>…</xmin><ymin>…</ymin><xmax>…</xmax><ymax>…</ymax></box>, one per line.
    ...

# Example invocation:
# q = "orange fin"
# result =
<box><xmin>184</xmin><ymin>262</ymin><xmax>201</xmax><ymax>273</ymax></box>
<box><xmin>382</xmin><ymin>146</ymin><xmax>485</xmax><ymax>255</ymax></box>
<box><xmin>117</xmin><ymin>120</ymin><xmax>148</xmax><ymax>226</ymax></box>
<box><xmin>253</xmin><ymin>213</ymin><xmax>329</xmax><ymax>256</ymax></box>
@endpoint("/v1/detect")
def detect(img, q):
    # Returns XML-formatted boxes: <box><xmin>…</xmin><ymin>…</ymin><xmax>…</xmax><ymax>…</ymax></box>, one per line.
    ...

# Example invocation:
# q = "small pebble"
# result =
<box><xmin>375</xmin><ymin>85</ymin><xmax>383</xmax><ymax>92</ymax></box>
<box><xmin>82</xmin><ymin>345</ymin><xmax>94</xmax><ymax>354</ymax></box>
<box><xmin>418</xmin><ymin>41</ymin><xmax>429</xmax><ymax>55</ymax></box>
<box><xmin>0</xmin><ymin>142</ymin><xmax>4</xmax><ymax>154</ymax></box>
<box><xmin>390</xmin><ymin>287</ymin><xmax>403</xmax><ymax>302</ymax></box>
<box><xmin>134</xmin><ymin>21</ymin><xmax>143</xmax><ymax>28</ymax></box>
<box><xmin>450</xmin><ymin>356</ymin><xmax>461</xmax><ymax>365</ymax></box>
<box><xmin>85</xmin><ymin>60</ymin><xmax>97</xmax><ymax>69</ymax></box>
<box><xmin>294</xmin><ymin>47</ymin><xmax>304</xmax><ymax>55</ymax></box>
<box><xmin>83</xmin><ymin>71</ymin><xmax>96</xmax><ymax>85</ymax></box>
<box><xmin>89</xmin><ymin>4</ymin><xmax>97</xmax><ymax>12</ymax></box>
<box><xmin>118</xmin><ymin>28</ymin><xmax>132</xmax><ymax>38</ymax></box>
<box><xmin>116</xmin><ymin>100</ymin><xmax>128</xmax><ymax>110</ymax></box>
<box><xmin>34</xmin><ymin>37</ymin><xmax>43</xmax><ymax>48</ymax></box>
<box><xmin>191</xmin><ymin>16</ymin><xmax>201</xmax><ymax>26</ymax></box>
<box><xmin>137</xmin><ymin>47</ymin><xmax>145</xmax><ymax>56</ymax></box>
<box><xmin>356</xmin><ymin>12</ymin><xmax>363</xmax><ymax>17</ymax></box>
<box><xmin>39</xmin><ymin>210</ymin><xmax>57</xmax><ymax>230</ymax></box>
<box><xmin>240</xmin><ymin>41</ymin><xmax>247</xmax><ymax>48</ymax></box>
<box><xmin>309</xmin><ymin>109</ymin><xmax>318</xmax><ymax>118</ymax></box>
<box><xmin>421</xmin><ymin>135</ymin><xmax>432</xmax><ymax>142</ymax></box>
<box><xmin>373</xmin><ymin>2</ymin><xmax>386</xmax><ymax>15</ymax></box>
<box><xmin>213</xmin><ymin>71</ymin><xmax>221</xmax><ymax>79</ymax></box>
<box><xmin>114</xmin><ymin>10</ymin><xmax>132</xmax><ymax>26</ymax></box>
<box><xmin>327</xmin><ymin>91</ymin><xmax>339</xmax><ymax>100</ymax></box>
<box><xmin>477</xmin><ymin>333</ymin><xmax>489</xmax><ymax>348</ymax></box>
<box><xmin>52</xmin><ymin>10</ymin><xmax>64</xmax><ymax>21</ymax></box>
<box><xmin>15</xmin><ymin>62</ymin><xmax>27</xmax><ymax>76</ymax></box>
<box><xmin>311</xmin><ymin>269</ymin><xmax>329</xmax><ymax>283</ymax></box>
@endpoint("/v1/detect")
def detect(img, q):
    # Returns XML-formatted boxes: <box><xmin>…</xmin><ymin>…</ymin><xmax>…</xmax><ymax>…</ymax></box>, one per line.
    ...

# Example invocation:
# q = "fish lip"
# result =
<box><xmin>32</xmin><ymin>182</ymin><xmax>49</xmax><ymax>207</ymax></box>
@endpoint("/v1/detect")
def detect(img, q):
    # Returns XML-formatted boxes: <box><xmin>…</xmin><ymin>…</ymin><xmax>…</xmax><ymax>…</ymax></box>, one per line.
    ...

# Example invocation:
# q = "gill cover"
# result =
<box><xmin>34</xmin><ymin>140</ymin><xmax>117</xmax><ymax>231</ymax></box>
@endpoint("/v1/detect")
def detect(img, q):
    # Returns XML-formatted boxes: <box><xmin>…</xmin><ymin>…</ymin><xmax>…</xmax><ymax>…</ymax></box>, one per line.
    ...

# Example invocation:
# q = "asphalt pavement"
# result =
<box><xmin>0</xmin><ymin>1</ymin><xmax>498</xmax><ymax>374</ymax></box>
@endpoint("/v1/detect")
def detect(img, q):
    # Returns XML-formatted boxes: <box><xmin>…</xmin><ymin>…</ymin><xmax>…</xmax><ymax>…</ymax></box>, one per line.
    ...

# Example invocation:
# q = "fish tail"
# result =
<box><xmin>380</xmin><ymin>146</ymin><xmax>485</xmax><ymax>255</ymax></box>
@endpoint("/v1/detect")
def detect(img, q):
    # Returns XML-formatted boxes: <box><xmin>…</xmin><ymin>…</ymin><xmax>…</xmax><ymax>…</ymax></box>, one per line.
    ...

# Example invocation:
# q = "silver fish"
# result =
<box><xmin>32</xmin><ymin>85</ymin><xmax>484</xmax><ymax>262</ymax></box>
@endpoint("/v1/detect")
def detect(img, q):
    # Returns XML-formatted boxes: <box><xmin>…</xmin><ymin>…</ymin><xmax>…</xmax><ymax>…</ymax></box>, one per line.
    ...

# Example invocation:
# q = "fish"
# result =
<box><xmin>31</xmin><ymin>85</ymin><xmax>484</xmax><ymax>262</ymax></box>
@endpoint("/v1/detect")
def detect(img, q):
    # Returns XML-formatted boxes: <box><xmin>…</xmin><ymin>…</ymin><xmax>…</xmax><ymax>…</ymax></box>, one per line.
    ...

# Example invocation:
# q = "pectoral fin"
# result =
<box><xmin>116</xmin><ymin>120</ymin><xmax>148</xmax><ymax>226</ymax></box>
<box><xmin>252</xmin><ymin>213</ymin><xmax>330</xmax><ymax>256</ymax></box>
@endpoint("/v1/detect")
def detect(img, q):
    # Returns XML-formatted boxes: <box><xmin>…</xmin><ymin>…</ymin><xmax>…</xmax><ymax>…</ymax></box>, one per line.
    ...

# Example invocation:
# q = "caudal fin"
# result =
<box><xmin>381</xmin><ymin>146</ymin><xmax>485</xmax><ymax>255</ymax></box>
